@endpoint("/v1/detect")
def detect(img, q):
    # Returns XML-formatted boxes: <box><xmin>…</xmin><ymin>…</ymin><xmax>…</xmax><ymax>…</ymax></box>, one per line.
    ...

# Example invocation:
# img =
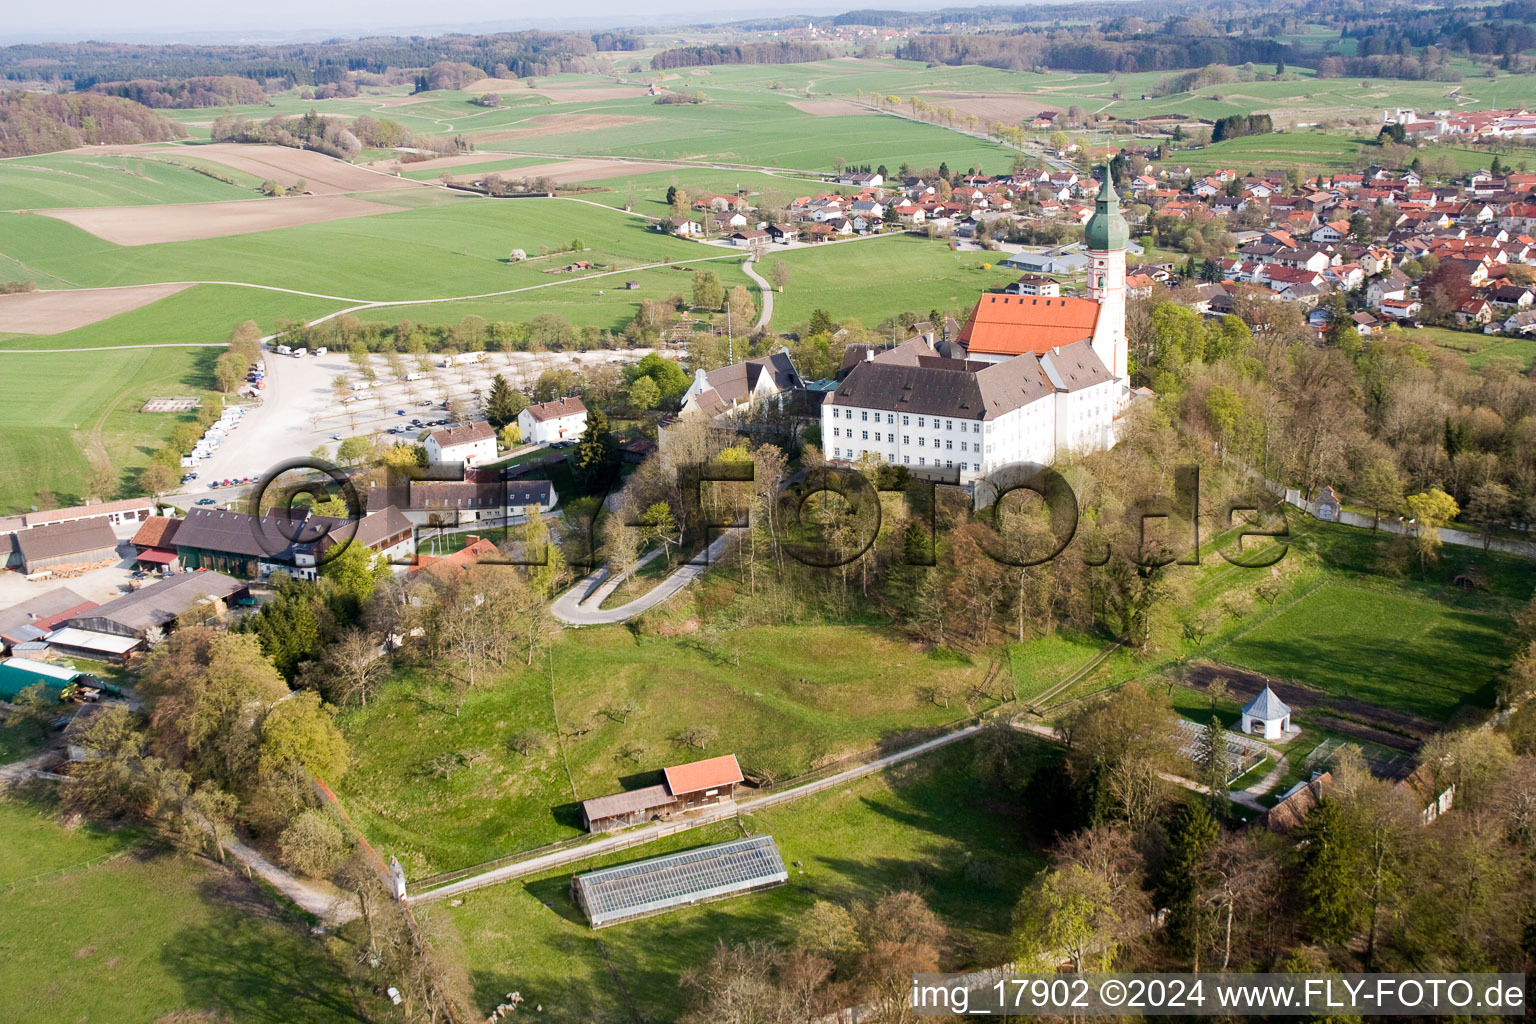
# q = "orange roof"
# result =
<box><xmin>664</xmin><ymin>753</ymin><xmax>743</xmax><ymax>795</ymax></box>
<box><xmin>412</xmin><ymin>536</ymin><xmax>502</xmax><ymax>575</ymax></box>
<box><xmin>958</xmin><ymin>293</ymin><xmax>1099</xmax><ymax>356</ymax></box>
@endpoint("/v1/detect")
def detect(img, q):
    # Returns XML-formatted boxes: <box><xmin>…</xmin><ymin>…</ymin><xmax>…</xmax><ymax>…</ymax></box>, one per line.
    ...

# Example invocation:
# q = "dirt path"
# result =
<box><xmin>223</xmin><ymin>837</ymin><xmax>358</xmax><ymax>925</ymax></box>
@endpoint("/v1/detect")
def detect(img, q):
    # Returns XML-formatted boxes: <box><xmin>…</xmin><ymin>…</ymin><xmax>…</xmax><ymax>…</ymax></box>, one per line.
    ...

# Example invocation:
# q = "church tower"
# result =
<box><xmin>1085</xmin><ymin>164</ymin><xmax>1129</xmax><ymax>385</ymax></box>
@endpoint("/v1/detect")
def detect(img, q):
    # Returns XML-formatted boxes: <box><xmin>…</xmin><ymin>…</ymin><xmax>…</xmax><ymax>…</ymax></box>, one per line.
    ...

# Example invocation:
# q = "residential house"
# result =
<box><xmin>518</xmin><ymin>397</ymin><xmax>588</xmax><ymax>446</ymax></box>
<box><xmin>680</xmin><ymin>351</ymin><xmax>804</xmax><ymax>420</ymax></box>
<box><xmin>426</xmin><ymin>421</ymin><xmax>498</xmax><ymax>466</ymax></box>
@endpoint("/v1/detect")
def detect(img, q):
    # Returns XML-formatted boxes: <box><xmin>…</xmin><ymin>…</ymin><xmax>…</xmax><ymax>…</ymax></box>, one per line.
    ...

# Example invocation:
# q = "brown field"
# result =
<box><xmin>361</xmin><ymin>152</ymin><xmax>501</xmax><ymax>173</ymax></box>
<box><xmin>464</xmin><ymin>78</ymin><xmax>651</xmax><ymax>103</ymax></box>
<box><xmin>0</xmin><ymin>282</ymin><xmax>191</xmax><ymax>334</ymax></box>
<box><xmin>445</xmin><ymin>158</ymin><xmax>687</xmax><ymax>185</ymax></box>
<box><xmin>789</xmin><ymin>99</ymin><xmax>877</xmax><ymax>117</ymax></box>
<box><xmin>38</xmin><ymin>194</ymin><xmax>397</xmax><ymax>245</ymax></box>
<box><xmin>917</xmin><ymin>91</ymin><xmax>1056</xmax><ymax>124</ymax></box>
<box><xmin>468</xmin><ymin>114</ymin><xmax>651</xmax><ymax>144</ymax></box>
<box><xmin>76</xmin><ymin>143</ymin><xmax>423</xmax><ymax>195</ymax></box>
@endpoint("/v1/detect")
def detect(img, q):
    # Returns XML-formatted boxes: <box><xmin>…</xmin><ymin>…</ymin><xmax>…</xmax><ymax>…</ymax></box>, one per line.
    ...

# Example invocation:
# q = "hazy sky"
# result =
<box><xmin>3</xmin><ymin>0</ymin><xmax>887</xmax><ymax>42</ymax></box>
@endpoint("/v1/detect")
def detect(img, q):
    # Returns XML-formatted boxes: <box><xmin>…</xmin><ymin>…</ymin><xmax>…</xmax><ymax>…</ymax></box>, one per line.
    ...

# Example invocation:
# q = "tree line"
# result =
<box><xmin>650</xmin><ymin>42</ymin><xmax>834</xmax><ymax>70</ymax></box>
<box><xmin>0</xmin><ymin>89</ymin><xmax>184</xmax><ymax>157</ymax></box>
<box><xmin>89</xmin><ymin>75</ymin><xmax>266</xmax><ymax>109</ymax></box>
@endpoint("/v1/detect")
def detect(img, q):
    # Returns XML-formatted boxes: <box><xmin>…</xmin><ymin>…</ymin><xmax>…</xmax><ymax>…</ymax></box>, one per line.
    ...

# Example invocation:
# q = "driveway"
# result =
<box><xmin>550</xmin><ymin>529</ymin><xmax>737</xmax><ymax>625</ymax></box>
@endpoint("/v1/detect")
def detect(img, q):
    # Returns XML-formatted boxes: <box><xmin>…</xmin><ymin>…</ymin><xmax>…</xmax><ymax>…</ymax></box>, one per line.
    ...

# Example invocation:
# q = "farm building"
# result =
<box><xmin>14</xmin><ymin>518</ymin><xmax>121</xmax><ymax>574</ymax></box>
<box><xmin>0</xmin><ymin>587</ymin><xmax>96</xmax><ymax>650</ymax></box>
<box><xmin>0</xmin><ymin>656</ymin><xmax>79</xmax><ymax>700</ymax></box>
<box><xmin>172</xmin><ymin>506</ymin><xmax>413</xmax><ymax>580</ymax></box>
<box><xmin>581</xmin><ymin>753</ymin><xmax>744</xmax><ymax>832</ymax></box>
<box><xmin>571</xmin><ymin>835</ymin><xmax>788</xmax><ymax>929</ymax></box>
<box><xmin>65</xmin><ymin>571</ymin><xmax>247</xmax><ymax>639</ymax></box>
<box><xmin>130</xmin><ymin>516</ymin><xmax>183</xmax><ymax>570</ymax></box>
<box><xmin>44</xmin><ymin>626</ymin><xmax>142</xmax><ymax>663</ymax></box>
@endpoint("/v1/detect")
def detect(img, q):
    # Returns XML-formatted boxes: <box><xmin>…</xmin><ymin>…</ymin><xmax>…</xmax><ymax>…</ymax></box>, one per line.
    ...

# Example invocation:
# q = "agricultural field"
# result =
<box><xmin>0</xmin><ymin>798</ymin><xmax>372</xmax><ymax>1024</ymax></box>
<box><xmin>768</xmin><ymin>233</ymin><xmax>1020</xmax><ymax>330</ymax></box>
<box><xmin>1401</xmin><ymin>325</ymin><xmax>1536</xmax><ymax>372</ymax></box>
<box><xmin>0</xmin><ymin>346</ymin><xmax>217</xmax><ymax>511</ymax></box>
<box><xmin>336</xmin><ymin>625</ymin><xmax>1006</xmax><ymax>877</ymax></box>
<box><xmin>439</xmin><ymin>745</ymin><xmax>1046</xmax><ymax>1023</ymax></box>
<box><xmin>0</xmin><ymin>152</ymin><xmax>265</xmax><ymax>210</ymax></box>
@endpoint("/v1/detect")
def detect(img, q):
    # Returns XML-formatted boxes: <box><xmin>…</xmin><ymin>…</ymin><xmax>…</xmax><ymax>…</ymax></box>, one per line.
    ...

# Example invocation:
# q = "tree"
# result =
<box><xmin>1198</xmin><ymin>715</ymin><xmax>1231</xmax><ymax>810</ymax></box>
<box><xmin>1465</xmin><ymin>481</ymin><xmax>1512</xmax><ymax>552</ymax></box>
<box><xmin>484</xmin><ymin>373</ymin><xmax>525</xmax><ymax>428</ymax></box>
<box><xmin>692</xmin><ymin>268</ymin><xmax>724</xmax><ymax>310</ymax></box>
<box><xmin>807</xmin><ymin>308</ymin><xmax>837</xmax><ymax>337</ymax></box>
<box><xmin>1403</xmin><ymin>488</ymin><xmax>1460</xmax><ymax>578</ymax></box>
<box><xmin>1356</xmin><ymin>459</ymin><xmax>1403</xmax><ymax>530</ymax></box>
<box><xmin>9</xmin><ymin>682</ymin><xmax>58</xmax><ymax>739</ymax></box>
<box><xmin>312</xmin><ymin>628</ymin><xmax>389</xmax><ymax>707</ymax></box>
<box><xmin>642</xmin><ymin>502</ymin><xmax>677</xmax><ymax>561</ymax></box>
<box><xmin>260</xmin><ymin>689</ymin><xmax>349</xmax><ymax>782</ymax></box>
<box><xmin>1157</xmin><ymin>799</ymin><xmax>1219</xmax><ymax>965</ymax></box>
<box><xmin>186</xmin><ymin>785</ymin><xmax>238</xmax><ymax>863</ymax></box>
<box><xmin>335</xmin><ymin>436</ymin><xmax>372</xmax><ymax>467</ymax></box>
<box><xmin>572</xmin><ymin>408</ymin><xmax>618</xmax><ymax>495</ymax></box>
<box><xmin>320</xmin><ymin>541</ymin><xmax>388</xmax><ymax>616</ymax></box>
<box><xmin>498</xmin><ymin>423</ymin><xmax>521</xmax><ymax>449</ymax></box>
<box><xmin>278</xmin><ymin>808</ymin><xmax>351</xmax><ymax>878</ymax></box>
<box><xmin>769</xmin><ymin>260</ymin><xmax>790</xmax><ymax>293</ymax></box>
<box><xmin>726</xmin><ymin>283</ymin><xmax>756</xmax><ymax>333</ymax></box>
<box><xmin>1295</xmin><ymin>797</ymin><xmax>1362</xmax><ymax>945</ymax></box>
<box><xmin>135</xmin><ymin>461</ymin><xmax>178</xmax><ymax>503</ymax></box>
<box><xmin>628</xmin><ymin>374</ymin><xmax>660</xmax><ymax>411</ymax></box>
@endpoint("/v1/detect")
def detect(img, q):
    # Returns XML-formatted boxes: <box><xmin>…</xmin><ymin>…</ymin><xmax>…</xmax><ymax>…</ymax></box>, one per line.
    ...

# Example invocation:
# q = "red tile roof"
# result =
<box><xmin>664</xmin><ymin>753</ymin><xmax>743</xmax><ymax>795</ymax></box>
<box><xmin>958</xmin><ymin>293</ymin><xmax>1099</xmax><ymax>356</ymax></box>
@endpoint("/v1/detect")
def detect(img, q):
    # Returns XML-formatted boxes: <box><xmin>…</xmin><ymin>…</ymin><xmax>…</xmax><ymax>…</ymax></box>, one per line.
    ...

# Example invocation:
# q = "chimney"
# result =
<box><xmin>865</xmin><ymin>348</ymin><xmax>874</xmax><ymax>362</ymax></box>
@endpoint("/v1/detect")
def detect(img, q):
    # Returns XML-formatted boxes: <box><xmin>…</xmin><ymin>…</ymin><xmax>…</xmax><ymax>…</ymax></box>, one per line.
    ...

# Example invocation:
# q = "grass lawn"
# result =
<box><xmin>0</xmin><ymin>720</ymin><xmax>50</xmax><ymax>762</ymax></box>
<box><xmin>1210</xmin><ymin>579</ymin><xmax>1509</xmax><ymax>721</ymax></box>
<box><xmin>337</xmin><ymin>625</ymin><xmax>1004</xmax><ymax>876</ymax></box>
<box><xmin>0</xmin><ymin>798</ymin><xmax>375</xmax><ymax>1024</ymax></box>
<box><xmin>440</xmin><ymin>744</ymin><xmax>1045</xmax><ymax>1023</ymax></box>
<box><xmin>0</xmin><ymin>346</ymin><xmax>220</xmax><ymax>513</ymax></box>
<box><xmin>1006</xmin><ymin>632</ymin><xmax>1110</xmax><ymax>702</ymax></box>
<box><xmin>769</xmin><ymin>233</ymin><xmax>1019</xmax><ymax>330</ymax></box>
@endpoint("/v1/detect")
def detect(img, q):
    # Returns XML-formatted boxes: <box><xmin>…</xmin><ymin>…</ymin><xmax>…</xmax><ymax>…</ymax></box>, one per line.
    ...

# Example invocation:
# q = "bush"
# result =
<box><xmin>277</xmin><ymin>808</ymin><xmax>351</xmax><ymax>878</ymax></box>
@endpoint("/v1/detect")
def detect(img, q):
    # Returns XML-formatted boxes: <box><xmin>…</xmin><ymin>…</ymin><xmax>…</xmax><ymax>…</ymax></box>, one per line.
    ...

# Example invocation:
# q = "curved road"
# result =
<box><xmin>550</xmin><ymin>529</ymin><xmax>737</xmax><ymax>625</ymax></box>
<box><xmin>740</xmin><ymin>258</ymin><xmax>774</xmax><ymax>331</ymax></box>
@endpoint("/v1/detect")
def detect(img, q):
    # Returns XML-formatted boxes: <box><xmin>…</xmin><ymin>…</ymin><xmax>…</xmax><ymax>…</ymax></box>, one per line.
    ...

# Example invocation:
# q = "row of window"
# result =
<box><xmin>828</xmin><ymin>427</ymin><xmax>991</xmax><ymax>453</ymax></box>
<box><xmin>829</xmin><ymin>408</ymin><xmax>983</xmax><ymax>433</ymax></box>
<box><xmin>832</xmin><ymin>449</ymin><xmax>975</xmax><ymax>471</ymax></box>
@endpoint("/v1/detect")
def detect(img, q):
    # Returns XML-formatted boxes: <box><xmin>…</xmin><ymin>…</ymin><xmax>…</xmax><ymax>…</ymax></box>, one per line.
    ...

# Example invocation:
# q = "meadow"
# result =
<box><xmin>0</xmin><ymin>153</ymin><xmax>264</xmax><ymax>210</ymax></box>
<box><xmin>768</xmin><ymin>232</ymin><xmax>1020</xmax><ymax>330</ymax></box>
<box><xmin>0</xmin><ymin>798</ymin><xmax>372</xmax><ymax>1024</ymax></box>
<box><xmin>337</xmin><ymin>625</ymin><xmax>1006</xmax><ymax>877</ymax></box>
<box><xmin>439</xmin><ymin>745</ymin><xmax>1045</xmax><ymax>1023</ymax></box>
<box><xmin>0</xmin><ymin>346</ymin><xmax>216</xmax><ymax>512</ymax></box>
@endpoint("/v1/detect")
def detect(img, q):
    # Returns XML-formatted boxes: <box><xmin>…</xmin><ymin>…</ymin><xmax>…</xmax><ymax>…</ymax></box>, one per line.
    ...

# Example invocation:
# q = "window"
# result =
<box><xmin>903</xmin><ymin>456</ymin><xmax>910</xmax><ymax>464</ymax></box>
<box><xmin>861</xmin><ymin>410</ymin><xmax>869</xmax><ymax>421</ymax></box>
<box><xmin>834</xmin><ymin>448</ymin><xmax>842</xmax><ymax>457</ymax></box>
<box><xmin>945</xmin><ymin>460</ymin><xmax>953</xmax><ymax>468</ymax></box>
<box><xmin>861</xmin><ymin>431</ymin><xmax>868</xmax><ymax>440</ymax></box>
<box><xmin>918</xmin><ymin>417</ymin><xmax>926</xmax><ymax>428</ymax></box>
<box><xmin>886</xmin><ymin>414</ymin><xmax>894</xmax><ymax>424</ymax></box>
<box><xmin>919</xmin><ymin>457</ymin><xmax>926</xmax><ymax>466</ymax></box>
<box><xmin>902</xmin><ymin>435</ymin><xmax>909</xmax><ymax>445</ymax></box>
<box><xmin>960</xmin><ymin>441</ymin><xmax>968</xmax><ymax>452</ymax></box>
<box><xmin>946</xmin><ymin>440</ymin><xmax>953</xmax><ymax>450</ymax></box>
<box><xmin>831</xmin><ymin>427</ymin><xmax>839</xmax><ymax>438</ymax></box>
<box><xmin>945</xmin><ymin>420</ymin><xmax>953</xmax><ymax>430</ymax></box>
<box><xmin>832</xmin><ymin>408</ymin><xmax>840</xmax><ymax>418</ymax></box>
<box><xmin>918</xmin><ymin>438</ymin><xmax>925</xmax><ymax>447</ymax></box>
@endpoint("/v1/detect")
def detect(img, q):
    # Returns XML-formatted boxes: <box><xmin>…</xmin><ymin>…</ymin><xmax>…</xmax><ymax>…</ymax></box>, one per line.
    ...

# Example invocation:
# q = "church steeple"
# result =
<box><xmin>1086</xmin><ymin>162</ymin><xmax>1128</xmax><ymax>252</ymax></box>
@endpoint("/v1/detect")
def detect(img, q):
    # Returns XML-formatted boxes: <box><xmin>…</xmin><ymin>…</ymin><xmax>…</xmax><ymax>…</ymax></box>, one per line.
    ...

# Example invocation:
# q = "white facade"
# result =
<box><xmin>1086</xmin><ymin>241</ymin><xmax>1128</xmax><ymax>382</ymax></box>
<box><xmin>518</xmin><ymin>399</ymin><xmax>587</xmax><ymax>445</ymax></box>
<box><xmin>425</xmin><ymin>426</ymin><xmax>497</xmax><ymax>467</ymax></box>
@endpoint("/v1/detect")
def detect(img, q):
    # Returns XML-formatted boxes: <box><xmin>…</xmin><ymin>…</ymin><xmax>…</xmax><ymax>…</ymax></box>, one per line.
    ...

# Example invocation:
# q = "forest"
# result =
<box><xmin>89</xmin><ymin>75</ymin><xmax>267</xmax><ymax>108</ymax></box>
<box><xmin>0</xmin><ymin>89</ymin><xmax>184</xmax><ymax>157</ymax></box>
<box><xmin>650</xmin><ymin>42</ymin><xmax>836</xmax><ymax>70</ymax></box>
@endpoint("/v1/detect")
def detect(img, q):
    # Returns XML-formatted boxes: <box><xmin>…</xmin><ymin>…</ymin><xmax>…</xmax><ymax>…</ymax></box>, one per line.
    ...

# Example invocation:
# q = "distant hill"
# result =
<box><xmin>0</xmin><ymin>90</ymin><xmax>186</xmax><ymax>157</ymax></box>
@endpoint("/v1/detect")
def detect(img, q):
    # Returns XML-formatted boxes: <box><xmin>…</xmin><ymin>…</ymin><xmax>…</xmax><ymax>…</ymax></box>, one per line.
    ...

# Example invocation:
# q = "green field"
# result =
<box><xmin>338</xmin><ymin>625</ymin><xmax>1005</xmax><ymax>876</ymax></box>
<box><xmin>0</xmin><ymin>799</ymin><xmax>371</xmax><ymax>1024</ymax></box>
<box><xmin>0</xmin><ymin>153</ymin><xmax>265</xmax><ymax>210</ymax></box>
<box><xmin>0</xmin><ymin>346</ymin><xmax>217</xmax><ymax>512</ymax></box>
<box><xmin>1214</xmin><ymin>579</ymin><xmax>1510</xmax><ymax>720</ymax></box>
<box><xmin>770</xmin><ymin>233</ymin><xmax>1019</xmax><ymax>329</ymax></box>
<box><xmin>442</xmin><ymin>745</ymin><xmax>1044</xmax><ymax>1023</ymax></box>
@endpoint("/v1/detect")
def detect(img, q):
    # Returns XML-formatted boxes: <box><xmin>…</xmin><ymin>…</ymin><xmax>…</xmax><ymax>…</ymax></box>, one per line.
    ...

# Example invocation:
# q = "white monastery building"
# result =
<box><xmin>821</xmin><ymin>169</ymin><xmax>1132</xmax><ymax>484</ymax></box>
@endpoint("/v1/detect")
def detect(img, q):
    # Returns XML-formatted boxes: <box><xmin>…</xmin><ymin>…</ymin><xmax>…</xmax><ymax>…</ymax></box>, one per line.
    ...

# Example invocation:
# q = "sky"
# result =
<box><xmin>2</xmin><ymin>0</ymin><xmax>941</xmax><ymax>43</ymax></box>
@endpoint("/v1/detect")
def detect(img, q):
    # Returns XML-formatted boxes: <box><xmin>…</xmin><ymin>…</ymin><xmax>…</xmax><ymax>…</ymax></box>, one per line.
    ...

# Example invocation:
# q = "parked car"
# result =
<box><xmin>331</xmin><ymin>433</ymin><xmax>342</xmax><ymax>440</ymax></box>
<box><xmin>397</xmin><ymin>409</ymin><xmax>406</xmax><ymax>415</ymax></box>
<box><xmin>196</xmin><ymin>498</ymin><xmax>217</xmax><ymax>505</ymax></box>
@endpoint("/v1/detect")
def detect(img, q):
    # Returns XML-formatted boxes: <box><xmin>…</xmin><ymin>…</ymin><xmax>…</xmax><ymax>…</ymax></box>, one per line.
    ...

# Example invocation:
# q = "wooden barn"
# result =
<box><xmin>580</xmin><ymin>753</ymin><xmax>744</xmax><ymax>832</ymax></box>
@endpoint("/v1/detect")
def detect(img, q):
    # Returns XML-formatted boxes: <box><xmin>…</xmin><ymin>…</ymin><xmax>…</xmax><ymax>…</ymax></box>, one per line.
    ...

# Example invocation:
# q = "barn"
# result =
<box><xmin>15</xmin><ymin>519</ymin><xmax>120</xmax><ymax>574</ymax></box>
<box><xmin>580</xmin><ymin>753</ymin><xmax>745</xmax><ymax>832</ymax></box>
<box><xmin>571</xmin><ymin>835</ymin><xmax>788</xmax><ymax>929</ymax></box>
<box><xmin>0</xmin><ymin>656</ymin><xmax>79</xmax><ymax>700</ymax></box>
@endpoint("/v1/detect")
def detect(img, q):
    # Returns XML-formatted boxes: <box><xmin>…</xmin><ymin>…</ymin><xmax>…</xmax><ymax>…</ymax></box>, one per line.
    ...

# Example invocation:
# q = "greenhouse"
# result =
<box><xmin>571</xmin><ymin>835</ymin><xmax>788</xmax><ymax>929</ymax></box>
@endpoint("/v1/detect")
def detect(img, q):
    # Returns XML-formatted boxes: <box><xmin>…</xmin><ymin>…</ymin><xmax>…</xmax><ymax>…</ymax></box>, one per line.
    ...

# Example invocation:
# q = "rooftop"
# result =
<box><xmin>958</xmin><ymin>294</ymin><xmax>1100</xmax><ymax>356</ymax></box>
<box><xmin>664</xmin><ymin>753</ymin><xmax>744</xmax><ymax>796</ymax></box>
